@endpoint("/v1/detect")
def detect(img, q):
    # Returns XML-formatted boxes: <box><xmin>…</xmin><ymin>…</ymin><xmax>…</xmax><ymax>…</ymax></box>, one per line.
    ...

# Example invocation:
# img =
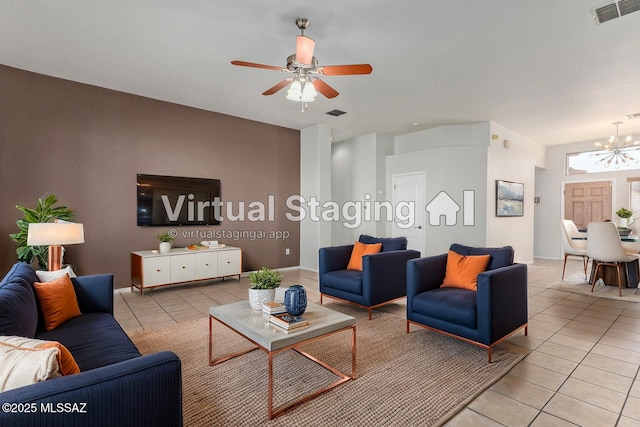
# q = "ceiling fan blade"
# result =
<box><xmin>296</xmin><ymin>35</ymin><xmax>315</xmax><ymax>65</ymax></box>
<box><xmin>262</xmin><ymin>79</ymin><xmax>292</xmax><ymax>96</ymax></box>
<box><xmin>313</xmin><ymin>79</ymin><xmax>339</xmax><ymax>99</ymax></box>
<box><xmin>231</xmin><ymin>60</ymin><xmax>284</xmax><ymax>72</ymax></box>
<box><xmin>318</xmin><ymin>64</ymin><xmax>373</xmax><ymax>76</ymax></box>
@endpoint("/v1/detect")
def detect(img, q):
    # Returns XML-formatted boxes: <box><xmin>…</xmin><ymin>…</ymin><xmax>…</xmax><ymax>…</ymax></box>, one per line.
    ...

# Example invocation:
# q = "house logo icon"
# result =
<box><xmin>425</xmin><ymin>191</ymin><xmax>475</xmax><ymax>226</ymax></box>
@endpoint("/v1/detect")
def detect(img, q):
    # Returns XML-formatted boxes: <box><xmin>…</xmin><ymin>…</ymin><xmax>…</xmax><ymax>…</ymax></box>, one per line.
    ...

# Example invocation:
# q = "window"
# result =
<box><xmin>630</xmin><ymin>178</ymin><xmax>640</xmax><ymax>215</ymax></box>
<box><xmin>567</xmin><ymin>149</ymin><xmax>640</xmax><ymax>175</ymax></box>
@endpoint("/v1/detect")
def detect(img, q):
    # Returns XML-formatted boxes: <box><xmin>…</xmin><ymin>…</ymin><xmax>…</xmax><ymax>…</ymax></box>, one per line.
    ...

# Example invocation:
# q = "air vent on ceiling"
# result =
<box><xmin>326</xmin><ymin>109</ymin><xmax>347</xmax><ymax>117</ymax></box>
<box><xmin>592</xmin><ymin>0</ymin><xmax>640</xmax><ymax>24</ymax></box>
<box><xmin>619</xmin><ymin>0</ymin><xmax>640</xmax><ymax>15</ymax></box>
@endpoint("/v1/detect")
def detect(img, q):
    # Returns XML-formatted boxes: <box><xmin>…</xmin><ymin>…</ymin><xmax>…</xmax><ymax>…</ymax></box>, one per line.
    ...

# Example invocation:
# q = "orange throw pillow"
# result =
<box><xmin>34</xmin><ymin>274</ymin><xmax>81</xmax><ymax>331</ymax></box>
<box><xmin>347</xmin><ymin>242</ymin><xmax>382</xmax><ymax>271</ymax></box>
<box><xmin>36</xmin><ymin>341</ymin><xmax>80</xmax><ymax>375</ymax></box>
<box><xmin>441</xmin><ymin>250</ymin><xmax>490</xmax><ymax>291</ymax></box>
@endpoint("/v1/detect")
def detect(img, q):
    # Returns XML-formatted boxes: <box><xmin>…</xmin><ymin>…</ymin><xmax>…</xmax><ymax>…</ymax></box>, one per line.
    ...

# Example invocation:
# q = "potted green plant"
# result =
<box><xmin>616</xmin><ymin>208</ymin><xmax>634</xmax><ymax>232</ymax></box>
<box><xmin>9</xmin><ymin>194</ymin><xmax>73</xmax><ymax>269</ymax></box>
<box><xmin>156</xmin><ymin>232</ymin><xmax>175</xmax><ymax>253</ymax></box>
<box><xmin>248</xmin><ymin>267</ymin><xmax>282</xmax><ymax>309</ymax></box>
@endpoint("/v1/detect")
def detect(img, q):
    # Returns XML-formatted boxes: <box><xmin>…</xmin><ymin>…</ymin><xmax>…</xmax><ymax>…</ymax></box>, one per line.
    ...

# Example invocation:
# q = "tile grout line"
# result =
<box><xmin>535</xmin><ymin>295</ymin><xmax>634</xmax><ymax>424</ymax></box>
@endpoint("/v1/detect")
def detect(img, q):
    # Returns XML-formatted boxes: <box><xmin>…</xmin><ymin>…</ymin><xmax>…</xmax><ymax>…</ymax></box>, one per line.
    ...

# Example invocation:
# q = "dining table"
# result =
<box><xmin>572</xmin><ymin>235</ymin><xmax>639</xmax><ymax>242</ymax></box>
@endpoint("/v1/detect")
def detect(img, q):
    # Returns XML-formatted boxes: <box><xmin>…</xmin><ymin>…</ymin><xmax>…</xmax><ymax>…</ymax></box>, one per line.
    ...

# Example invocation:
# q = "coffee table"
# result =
<box><xmin>208</xmin><ymin>299</ymin><xmax>356</xmax><ymax>420</ymax></box>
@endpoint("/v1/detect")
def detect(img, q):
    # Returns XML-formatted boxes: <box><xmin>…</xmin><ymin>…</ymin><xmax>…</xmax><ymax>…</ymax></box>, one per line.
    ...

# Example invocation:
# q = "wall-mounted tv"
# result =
<box><xmin>137</xmin><ymin>174</ymin><xmax>221</xmax><ymax>226</ymax></box>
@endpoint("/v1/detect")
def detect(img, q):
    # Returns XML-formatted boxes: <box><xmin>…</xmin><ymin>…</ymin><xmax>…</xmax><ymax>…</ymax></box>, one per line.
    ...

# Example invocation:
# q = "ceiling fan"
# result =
<box><xmin>231</xmin><ymin>18</ymin><xmax>373</xmax><ymax>110</ymax></box>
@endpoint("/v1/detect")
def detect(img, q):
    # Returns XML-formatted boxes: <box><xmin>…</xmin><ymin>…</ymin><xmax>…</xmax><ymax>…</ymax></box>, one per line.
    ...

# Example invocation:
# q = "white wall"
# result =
<box><xmin>375</xmin><ymin>134</ymin><xmax>395</xmax><ymax>237</ymax></box>
<box><xmin>535</xmin><ymin>138</ymin><xmax>640</xmax><ymax>259</ymax></box>
<box><xmin>303</xmin><ymin>121</ymin><xmax>546</xmax><ymax>267</ymax></box>
<box><xmin>394</xmin><ymin>123</ymin><xmax>490</xmax><ymax>153</ymax></box>
<box><xmin>331</xmin><ymin>132</ymin><xmax>395</xmax><ymax>245</ymax></box>
<box><xmin>299</xmin><ymin>124</ymin><xmax>332</xmax><ymax>271</ymax></box>
<box><xmin>385</xmin><ymin>122</ymin><xmax>544</xmax><ymax>263</ymax></box>
<box><xmin>487</xmin><ymin>122</ymin><xmax>546</xmax><ymax>264</ymax></box>
<box><xmin>386</xmin><ymin>145</ymin><xmax>488</xmax><ymax>256</ymax></box>
<box><xmin>387</xmin><ymin>123</ymin><xmax>490</xmax><ymax>257</ymax></box>
<box><xmin>331</xmin><ymin>133</ymin><xmax>377</xmax><ymax>244</ymax></box>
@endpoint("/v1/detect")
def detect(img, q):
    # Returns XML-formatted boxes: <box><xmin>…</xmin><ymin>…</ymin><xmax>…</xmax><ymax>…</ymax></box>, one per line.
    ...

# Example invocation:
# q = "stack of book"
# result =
<box><xmin>269</xmin><ymin>312</ymin><xmax>309</xmax><ymax>333</ymax></box>
<box><xmin>262</xmin><ymin>301</ymin><xmax>286</xmax><ymax>315</ymax></box>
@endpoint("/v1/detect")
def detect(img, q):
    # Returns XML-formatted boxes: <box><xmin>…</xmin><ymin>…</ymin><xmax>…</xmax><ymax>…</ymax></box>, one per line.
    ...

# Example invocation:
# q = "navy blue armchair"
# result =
<box><xmin>406</xmin><ymin>244</ymin><xmax>528</xmax><ymax>362</ymax></box>
<box><xmin>319</xmin><ymin>235</ymin><xmax>420</xmax><ymax>319</ymax></box>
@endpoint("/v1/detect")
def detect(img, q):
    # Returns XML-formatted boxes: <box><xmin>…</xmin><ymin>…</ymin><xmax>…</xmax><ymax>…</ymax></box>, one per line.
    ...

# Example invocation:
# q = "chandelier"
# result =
<box><xmin>591</xmin><ymin>122</ymin><xmax>640</xmax><ymax>169</ymax></box>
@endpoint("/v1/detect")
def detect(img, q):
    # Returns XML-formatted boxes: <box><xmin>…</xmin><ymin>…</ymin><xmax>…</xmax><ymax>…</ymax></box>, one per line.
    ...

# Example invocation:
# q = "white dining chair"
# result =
<box><xmin>560</xmin><ymin>219</ymin><xmax>589</xmax><ymax>280</ymax></box>
<box><xmin>587</xmin><ymin>222</ymin><xmax>640</xmax><ymax>296</ymax></box>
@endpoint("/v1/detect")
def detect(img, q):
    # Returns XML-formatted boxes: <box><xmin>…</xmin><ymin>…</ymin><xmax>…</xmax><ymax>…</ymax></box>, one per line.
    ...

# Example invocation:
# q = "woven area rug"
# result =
<box><xmin>552</xmin><ymin>280</ymin><xmax>640</xmax><ymax>303</ymax></box>
<box><xmin>130</xmin><ymin>304</ymin><xmax>523</xmax><ymax>427</ymax></box>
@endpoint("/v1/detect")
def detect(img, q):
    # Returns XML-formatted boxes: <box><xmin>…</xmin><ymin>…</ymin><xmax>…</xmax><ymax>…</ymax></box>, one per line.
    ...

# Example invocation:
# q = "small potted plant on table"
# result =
<box><xmin>156</xmin><ymin>232</ymin><xmax>175</xmax><ymax>253</ymax></box>
<box><xmin>248</xmin><ymin>267</ymin><xmax>282</xmax><ymax>310</ymax></box>
<box><xmin>616</xmin><ymin>208</ymin><xmax>634</xmax><ymax>235</ymax></box>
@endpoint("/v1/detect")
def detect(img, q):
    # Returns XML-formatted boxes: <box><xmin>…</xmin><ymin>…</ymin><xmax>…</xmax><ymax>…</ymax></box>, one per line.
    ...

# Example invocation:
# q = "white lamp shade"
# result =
<box><xmin>27</xmin><ymin>222</ymin><xmax>85</xmax><ymax>246</ymax></box>
<box><xmin>286</xmin><ymin>80</ymin><xmax>302</xmax><ymax>101</ymax></box>
<box><xmin>300</xmin><ymin>81</ymin><xmax>318</xmax><ymax>102</ymax></box>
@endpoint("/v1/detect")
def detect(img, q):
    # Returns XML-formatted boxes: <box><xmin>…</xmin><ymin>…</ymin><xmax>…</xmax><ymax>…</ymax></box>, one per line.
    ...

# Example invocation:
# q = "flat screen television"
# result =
<box><xmin>137</xmin><ymin>174</ymin><xmax>221</xmax><ymax>226</ymax></box>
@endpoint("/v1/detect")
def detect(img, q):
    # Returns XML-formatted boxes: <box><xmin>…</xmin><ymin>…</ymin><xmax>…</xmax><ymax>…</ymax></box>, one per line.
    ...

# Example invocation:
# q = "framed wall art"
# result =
<box><xmin>496</xmin><ymin>180</ymin><xmax>524</xmax><ymax>217</ymax></box>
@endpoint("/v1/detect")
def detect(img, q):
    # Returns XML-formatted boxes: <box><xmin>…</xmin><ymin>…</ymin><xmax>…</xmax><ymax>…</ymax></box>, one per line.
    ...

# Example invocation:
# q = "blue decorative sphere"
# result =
<box><xmin>284</xmin><ymin>285</ymin><xmax>307</xmax><ymax>316</ymax></box>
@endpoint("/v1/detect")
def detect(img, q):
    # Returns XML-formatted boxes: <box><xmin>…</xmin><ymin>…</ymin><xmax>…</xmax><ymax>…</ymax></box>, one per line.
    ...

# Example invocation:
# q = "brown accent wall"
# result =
<box><xmin>0</xmin><ymin>65</ymin><xmax>300</xmax><ymax>288</ymax></box>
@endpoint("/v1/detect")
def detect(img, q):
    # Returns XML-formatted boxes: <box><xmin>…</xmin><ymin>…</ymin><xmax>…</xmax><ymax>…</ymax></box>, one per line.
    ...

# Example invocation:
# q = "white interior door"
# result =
<box><xmin>392</xmin><ymin>172</ymin><xmax>425</xmax><ymax>255</ymax></box>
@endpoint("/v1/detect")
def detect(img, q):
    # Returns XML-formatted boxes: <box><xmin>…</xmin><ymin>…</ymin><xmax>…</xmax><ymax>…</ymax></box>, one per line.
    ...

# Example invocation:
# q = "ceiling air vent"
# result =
<box><xmin>619</xmin><ymin>0</ymin><xmax>640</xmax><ymax>15</ymax></box>
<box><xmin>326</xmin><ymin>109</ymin><xmax>346</xmax><ymax>117</ymax></box>
<box><xmin>594</xmin><ymin>3</ymin><xmax>621</xmax><ymax>23</ymax></box>
<box><xmin>592</xmin><ymin>0</ymin><xmax>640</xmax><ymax>24</ymax></box>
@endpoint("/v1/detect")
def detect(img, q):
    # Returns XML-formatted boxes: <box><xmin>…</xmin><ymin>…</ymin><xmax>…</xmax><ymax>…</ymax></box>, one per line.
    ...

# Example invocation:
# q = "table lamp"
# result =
<box><xmin>27</xmin><ymin>221</ymin><xmax>85</xmax><ymax>271</ymax></box>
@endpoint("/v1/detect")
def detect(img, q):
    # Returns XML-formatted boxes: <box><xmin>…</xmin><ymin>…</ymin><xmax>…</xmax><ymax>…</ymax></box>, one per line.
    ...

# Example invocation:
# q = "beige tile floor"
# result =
<box><xmin>114</xmin><ymin>259</ymin><xmax>640</xmax><ymax>426</ymax></box>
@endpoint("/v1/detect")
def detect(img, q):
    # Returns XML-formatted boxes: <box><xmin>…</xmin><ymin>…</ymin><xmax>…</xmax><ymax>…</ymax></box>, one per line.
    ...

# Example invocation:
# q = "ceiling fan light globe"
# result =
<box><xmin>286</xmin><ymin>80</ymin><xmax>302</xmax><ymax>101</ymax></box>
<box><xmin>300</xmin><ymin>94</ymin><xmax>315</xmax><ymax>103</ymax></box>
<box><xmin>301</xmin><ymin>82</ymin><xmax>317</xmax><ymax>100</ymax></box>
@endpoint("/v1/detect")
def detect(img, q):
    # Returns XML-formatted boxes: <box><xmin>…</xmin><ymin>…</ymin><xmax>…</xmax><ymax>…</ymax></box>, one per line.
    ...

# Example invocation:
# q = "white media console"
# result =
<box><xmin>130</xmin><ymin>246</ymin><xmax>242</xmax><ymax>294</ymax></box>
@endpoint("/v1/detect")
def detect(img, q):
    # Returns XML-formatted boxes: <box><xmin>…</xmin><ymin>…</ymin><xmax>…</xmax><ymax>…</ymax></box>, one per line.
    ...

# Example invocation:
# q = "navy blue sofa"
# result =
<box><xmin>0</xmin><ymin>262</ymin><xmax>182</xmax><ymax>426</ymax></box>
<box><xmin>319</xmin><ymin>235</ymin><xmax>420</xmax><ymax>319</ymax></box>
<box><xmin>406</xmin><ymin>244</ymin><xmax>528</xmax><ymax>363</ymax></box>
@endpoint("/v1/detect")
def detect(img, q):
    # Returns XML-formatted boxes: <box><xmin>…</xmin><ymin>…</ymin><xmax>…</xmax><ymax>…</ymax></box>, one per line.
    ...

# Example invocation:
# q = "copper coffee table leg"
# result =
<box><xmin>268</xmin><ymin>325</ymin><xmax>356</xmax><ymax>420</ymax></box>
<box><xmin>208</xmin><ymin>315</ymin><xmax>260</xmax><ymax>366</ymax></box>
<box><xmin>208</xmin><ymin>306</ymin><xmax>356</xmax><ymax>421</ymax></box>
<box><xmin>268</xmin><ymin>352</ymin><xmax>274</xmax><ymax>420</ymax></box>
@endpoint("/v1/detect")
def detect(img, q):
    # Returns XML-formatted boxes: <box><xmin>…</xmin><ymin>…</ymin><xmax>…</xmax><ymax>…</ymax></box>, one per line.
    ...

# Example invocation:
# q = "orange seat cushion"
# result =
<box><xmin>34</xmin><ymin>274</ymin><xmax>81</xmax><ymax>331</ymax></box>
<box><xmin>347</xmin><ymin>242</ymin><xmax>383</xmax><ymax>271</ymax></box>
<box><xmin>441</xmin><ymin>250</ymin><xmax>490</xmax><ymax>291</ymax></box>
